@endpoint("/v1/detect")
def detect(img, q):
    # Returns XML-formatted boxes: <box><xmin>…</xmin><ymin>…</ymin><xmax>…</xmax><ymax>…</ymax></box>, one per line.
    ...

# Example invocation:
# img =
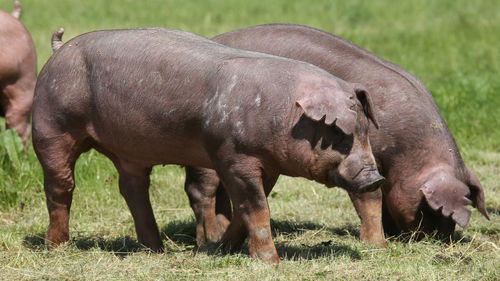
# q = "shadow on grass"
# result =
<box><xmin>23</xmin><ymin>233</ymin><xmax>148</xmax><ymax>257</ymax></box>
<box><xmin>22</xmin><ymin>233</ymin><xmax>46</xmax><ymax>250</ymax></box>
<box><xmin>25</xmin><ymin>217</ymin><xmax>471</xmax><ymax>260</ymax></box>
<box><xmin>192</xmin><ymin>219</ymin><xmax>361</xmax><ymax>261</ymax></box>
<box><xmin>270</xmin><ymin>219</ymin><xmax>360</xmax><ymax>238</ymax></box>
<box><xmin>275</xmin><ymin>241</ymin><xmax>361</xmax><ymax>261</ymax></box>
<box><xmin>270</xmin><ymin>219</ymin><xmax>361</xmax><ymax>260</ymax></box>
<box><xmin>160</xmin><ymin>219</ymin><xmax>197</xmax><ymax>245</ymax></box>
<box><xmin>22</xmin><ymin>219</ymin><xmax>362</xmax><ymax>260</ymax></box>
<box><xmin>386</xmin><ymin>229</ymin><xmax>473</xmax><ymax>245</ymax></box>
<box><xmin>21</xmin><ymin>221</ymin><xmax>200</xmax><ymax>257</ymax></box>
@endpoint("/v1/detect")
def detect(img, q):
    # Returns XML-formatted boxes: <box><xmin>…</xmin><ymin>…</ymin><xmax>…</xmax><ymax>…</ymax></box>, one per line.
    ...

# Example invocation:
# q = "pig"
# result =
<box><xmin>37</xmin><ymin>27</ymin><xmax>384</xmax><ymax>263</ymax></box>
<box><xmin>0</xmin><ymin>1</ymin><xmax>36</xmax><ymax>150</ymax></box>
<box><xmin>183</xmin><ymin>24</ymin><xmax>489</xmax><ymax>248</ymax></box>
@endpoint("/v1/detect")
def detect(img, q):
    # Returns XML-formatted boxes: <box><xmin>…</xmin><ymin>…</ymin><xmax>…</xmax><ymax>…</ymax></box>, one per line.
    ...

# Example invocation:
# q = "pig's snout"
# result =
<box><xmin>337</xmin><ymin>135</ymin><xmax>384</xmax><ymax>193</ymax></box>
<box><xmin>328</xmin><ymin>166</ymin><xmax>384</xmax><ymax>193</ymax></box>
<box><xmin>354</xmin><ymin>169</ymin><xmax>385</xmax><ymax>193</ymax></box>
<box><xmin>329</xmin><ymin>147</ymin><xmax>385</xmax><ymax>193</ymax></box>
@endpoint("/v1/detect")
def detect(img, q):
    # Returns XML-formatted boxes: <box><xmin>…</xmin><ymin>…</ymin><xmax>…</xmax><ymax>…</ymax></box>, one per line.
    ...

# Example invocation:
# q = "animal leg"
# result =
<box><xmin>348</xmin><ymin>189</ymin><xmax>386</xmax><ymax>248</ymax></box>
<box><xmin>114</xmin><ymin>160</ymin><xmax>163</xmax><ymax>251</ymax></box>
<box><xmin>185</xmin><ymin>166</ymin><xmax>229</xmax><ymax>246</ymax></box>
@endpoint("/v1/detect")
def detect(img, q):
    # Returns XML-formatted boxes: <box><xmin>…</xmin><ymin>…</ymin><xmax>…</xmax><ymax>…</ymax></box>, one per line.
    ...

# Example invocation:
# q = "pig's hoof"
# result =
<box><xmin>146</xmin><ymin>245</ymin><xmax>165</xmax><ymax>253</ymax></box>
<box><xmin>252</xmin><ymin>249</ymin><xmax>280</xmax><ymax>264</ymax></box>
<box><xmin>139</xmin><ymin>238</ymin><xmax>165</xmax><ymax>253</ymax></box>
<box><xmin>45</xmin><ymin>232</ymin><xmax>69</xmax><ymax>249</ymax></box>
<box><xmin>361</xmin><ymin>236</ymin><xmax>387</xmax><ymax>248</ymax></box>
<box><xmin>45</xmin><ymin>240</ymin><xmax>63</xmax><ymax>250</ymax></box>
<box><xmin>205</xmin><ymin>229</ymin><xmax>225</xmax><ymax>244</ymax></box>
<box><xmin>196</xmin><ymin>225</ymin><xmax>228</xmax><ymax>246</ymax></box>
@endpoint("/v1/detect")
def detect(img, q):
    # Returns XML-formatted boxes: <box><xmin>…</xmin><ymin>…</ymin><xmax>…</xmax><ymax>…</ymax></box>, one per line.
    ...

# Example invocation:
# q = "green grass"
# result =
<box><xmin>0</xmin><ymin>0</ymin><xmax>499</xmax><ymax>280</ymax></box>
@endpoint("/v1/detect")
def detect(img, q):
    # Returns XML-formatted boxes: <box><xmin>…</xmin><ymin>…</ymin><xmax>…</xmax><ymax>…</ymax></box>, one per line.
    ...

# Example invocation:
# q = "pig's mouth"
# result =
<box><xmin>327</xmin><ymin>167</ymin><xmax>384</xmax><ymax>193</ymax></box>
<box><xmin>349</xmin><ymin>166</ymin><xmax>385</xmax><ymax>193</ymax></box>
<box><xmin>356</xmin><ymin>176</ymin><xmax>385</xmax><ymax>193</ymax></box>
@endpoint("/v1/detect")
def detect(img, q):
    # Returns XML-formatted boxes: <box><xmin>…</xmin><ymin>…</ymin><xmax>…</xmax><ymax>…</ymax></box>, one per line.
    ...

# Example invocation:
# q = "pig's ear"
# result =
<box><xmin>296</xmin><ymin>87</ymin><xmax>357</xmax><ymax>135</ymax></box>
<box><xmin>466</xmin><ymin>167</ymin><xmax>490</xmax><ymax>220</ymax></box>
<box><xmin>419</xmin><ymin>171</ymin><xmax>473</xmax><ymax>228</ymax></box>
<box><xmin>353</xmin><ymin>83</ymin><xmax>379</xmax><ymax>129</ymax></box>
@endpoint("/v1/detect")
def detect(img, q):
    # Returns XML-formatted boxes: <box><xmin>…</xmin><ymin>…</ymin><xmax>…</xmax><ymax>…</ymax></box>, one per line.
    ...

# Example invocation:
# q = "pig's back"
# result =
<box><xmin>212</xmin><ymin>24</ymin><xmax>463</xmax><ymax>171</ymax></box>
<box><xmin>34</xmin><ymin>28</ymin><xmax>334</xmax><ymax>168</ymax></box>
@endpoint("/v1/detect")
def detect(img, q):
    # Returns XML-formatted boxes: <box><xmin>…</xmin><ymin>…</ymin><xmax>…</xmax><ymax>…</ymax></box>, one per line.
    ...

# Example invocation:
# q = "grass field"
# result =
<box><xmin>0</xmin><ymin>0</ymin><xmax>499</xmax><ymax>280</ymax></box>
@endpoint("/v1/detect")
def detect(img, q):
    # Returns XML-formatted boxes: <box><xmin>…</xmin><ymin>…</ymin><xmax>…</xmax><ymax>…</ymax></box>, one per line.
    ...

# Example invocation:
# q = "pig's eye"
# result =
<box><xmin>333</xmin><ymin>133</ymin><xmax>353</xmax><ymax>154</ymax></box>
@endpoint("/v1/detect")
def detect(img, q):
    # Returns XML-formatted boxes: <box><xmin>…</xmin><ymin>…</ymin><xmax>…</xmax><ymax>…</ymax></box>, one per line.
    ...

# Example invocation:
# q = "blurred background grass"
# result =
<box><xmin>0</xmin><ymin>0</ymin><xmax>498</xmax><ymax>279</ymax></box>
<box><xmin>7</xmin><ymin>0</ymin><xmax>500</xmax><ymax>151</ymax></box>
<box><xmin>1</xmin><ymin>0</ymin><xmax>497</xmax><ymax>207</ymax></box>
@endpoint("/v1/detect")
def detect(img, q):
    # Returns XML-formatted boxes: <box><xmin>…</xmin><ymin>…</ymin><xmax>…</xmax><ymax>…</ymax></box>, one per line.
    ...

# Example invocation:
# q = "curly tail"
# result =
<box><xmin>51</xmin><ymin>28</ymin><xmax>65</xmax><ymax>52</ymax></box>
<box><xmin>11</xmin><ymin>0</ymin><xmax>21</xmax><ymax>19</ymax></box>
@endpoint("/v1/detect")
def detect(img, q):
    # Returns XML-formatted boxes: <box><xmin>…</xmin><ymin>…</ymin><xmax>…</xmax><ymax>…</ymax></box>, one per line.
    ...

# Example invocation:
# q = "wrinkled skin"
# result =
<box><xmin>0</xmin><ymin>2</ymin><xmax>36</xmax><ymax>150</ymax></box>
<box><xmin>185</xmin><ymin>24</ymin><xmax>489</xmax><ymax>248</ymax></box>
<box><xmin>35</xmin><ymin>28</ymin><xmax>384</xmax><ymax>263</ymax></box>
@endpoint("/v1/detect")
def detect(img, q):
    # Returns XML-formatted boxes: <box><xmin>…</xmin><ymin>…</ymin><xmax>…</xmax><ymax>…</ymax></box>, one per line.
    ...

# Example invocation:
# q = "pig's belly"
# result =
<box><xmin>88</xmin><ymin>121</ymin><xmax>214</xmax><ymax>169</ymax></box>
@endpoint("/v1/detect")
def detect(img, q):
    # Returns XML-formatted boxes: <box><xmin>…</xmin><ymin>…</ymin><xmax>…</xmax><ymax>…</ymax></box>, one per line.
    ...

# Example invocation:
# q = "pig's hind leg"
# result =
<box><xmin>1</xmin><ymin>76</ymin><xmax>35</xmax><ymax>151</ymax></box>
<box><xmin>33</xmin><ymin>131</ymin><xmax>90</xmax><ymax>249</ymax></box>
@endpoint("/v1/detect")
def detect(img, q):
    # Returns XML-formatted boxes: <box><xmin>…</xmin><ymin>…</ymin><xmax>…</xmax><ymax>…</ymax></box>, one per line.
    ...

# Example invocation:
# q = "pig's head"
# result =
<box><xmin>295</xmin><ymin>82</ymin><xmax>385</xmax><ymax>193</ymax></box>
<box><xmin>414</xmin><ymin>167</ymin><xmax>489</xmax><ymax>235</ymax></box>
<box><xmin>383</xmin><ymin>166</ymin><xmax>490</xmax><ymax>239</ymax></box>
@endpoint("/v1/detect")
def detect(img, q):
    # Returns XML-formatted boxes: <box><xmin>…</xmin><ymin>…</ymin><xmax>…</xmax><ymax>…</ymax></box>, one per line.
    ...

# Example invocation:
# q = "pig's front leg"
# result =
<box><xmin>215</xmin><ymin>157</ymin><xmax>280</xmax><ymax>263</ymax></box>
<box><xmin>348</xmin><ymin>189</ymin><xmax>386</xmax><ymax>248</ymax></box>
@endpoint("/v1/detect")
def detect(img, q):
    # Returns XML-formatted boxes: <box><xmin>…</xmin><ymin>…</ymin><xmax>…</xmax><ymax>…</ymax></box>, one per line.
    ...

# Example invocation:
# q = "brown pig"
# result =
<box><xmin>0</xmin><ymin>1</ymin><xmax>36</xmax><ymax>149</ymax></box>
<box><xmin>36</xmin><ymin>28</ymin><xmax>384</xmax><ymax>263</ymax></box>
<box><xmin>183</xmin><ymin>24</ymin><xmax>489</xmax><ymax>247</ymax></box>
